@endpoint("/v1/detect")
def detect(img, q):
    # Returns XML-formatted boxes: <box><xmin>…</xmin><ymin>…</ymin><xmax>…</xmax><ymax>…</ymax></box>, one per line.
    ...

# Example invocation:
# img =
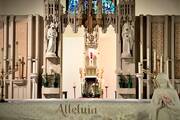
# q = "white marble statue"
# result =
<box><xmin>149</xmin><ymin>73</ymin><xmax>180</xmax><ymax>120</ymax></box>
<box><xmin>121</xmin><ymin>22</ymin><xmax>134</xmax><ymax>58</ymax></box>
<box><xmin>46</xmin><ymin>22</ymin><xmax>57</xmax><ymax>57</ymax></box>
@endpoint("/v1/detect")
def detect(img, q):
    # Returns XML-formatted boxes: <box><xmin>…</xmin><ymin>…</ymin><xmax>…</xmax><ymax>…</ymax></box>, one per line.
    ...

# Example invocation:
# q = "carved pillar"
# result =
<box><xmin>35</xmin><ymin>15</ymin><xmax>40</xmax><ymax>74</ymax></box>
<box><xmin>140</xmin><ymin>15</ymin><xmax>143</xmax><ymax>64</ymax></box>
<box><xmin>32</xmin><ymin>15</ymin><xmax>40</xmax><ymax>99</ymax></box>
<box><xmin>116</xmin><ymin>3</ymin><xmax>122</xmax><ymax>92</ymax></box>
<box><xmin>43</xmin><ymin>20</ymin><xmax>47</xmax><ymax>74</ymax></box>
<box><xmin>116</xmin><ymin>2</ymin><xmax>121</xmax><ymax>70</ymax></box>
<box><xmin>139</xmin><ymin>15</ymin><xmax>144</xmax><ymax>99</ymax></box>
<box><xmin>164</xmin><ymin>16</ymin><xmax>169</xmax><ymax>76</ymax></box>
<box><xmin>171</xmin><ymin>16</ymin><xmax>175</xmax><ymax>86</ymax></box>
<box><xmin>27</xmin><ymin>15</ymin><xmax>33</xmax><ymax>99</ymax></box>
<box><xmin>3</xmin><ymin>16</ymin><xmax>8</xmax><ymax>98</ymax></box>
<box><xmin>9</xmin><ymin>16</ymin><xmax>15</xmax><ymax>99</ymax></box>
<box><xmin>146</xmin><ymin>15</ymin><xmax>152</xmax><ymax>99</ymax></box>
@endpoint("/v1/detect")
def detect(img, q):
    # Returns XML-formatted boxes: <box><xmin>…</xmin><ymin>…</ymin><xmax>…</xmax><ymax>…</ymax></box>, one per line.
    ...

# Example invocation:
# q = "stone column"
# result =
<box><xmin>31</xmin><ymin>61</ymin><xmax>38</xmax><ymax>99</ymax></box>
<box><xmin>9</xmin><ymin>16</ymin><xmax>15</xmax><ymax>99</ymax></box>
<box><xmin>164</xmin><ymin>16</ymin><xmax>169</xmax><ymax>76</ymax></box>
<box><xmin>139</xmin><ymin>15</ymin><xmax>144</xmax><ymax>99</ymax></box>
<box><xmin>43</xmin><ymin>20</ymin><xmax>47</xmax><ymax>74</ymax></box>
<box><xmin>59</xmin><ymin>6</ymin><xmax>63</xmax><ymax>98</ymax></box>
<box><xmin>140</xmin><ymin>15</ymin><xmax>143</xmax><ymax>64</ymax></box>
<box><xmin>137</xmin><ymin>62</ymin><xmax>143</xmax><ymax>100</ymax></box>
<box><xmin>33</xmin><ymin>15</ymin><xmax>40</xmax><ymax>99</ymax></box>
<box><xmin>3</xmin><ymin>16</ymin><xmax>8</xmax><ymax>98</ymax></box>
<box><xmin>27</xmin><ymin>15</ymin><xmax>33</xmax><ymax>99</ymax></box>
<box><xmin>146</xmin><ymin>15</ymin><xmax>152</xmax><ymax>99</ymax></box>
<box><xmin>116</xmin><ymin>15</ymin><xmax>121</xmax><ymax>89</ymax></box>
<box><xmin>116</xmin><ymin>4</ymin><xmax>122</xmax><ymax>95</ymax></box>
<box><xmin>32</xmin><ymin>78</ymin><xmax>36</xmax><ymax>99</ymax></box>
<box><xmin>171</xmin><ymin>16</ymin><xmax>175</xmax><ymax>87</ymax></box>
<box><xmin>35</xmin><ymin>15</ymin><xmax>40</xmax><ymax>75</ymax></box>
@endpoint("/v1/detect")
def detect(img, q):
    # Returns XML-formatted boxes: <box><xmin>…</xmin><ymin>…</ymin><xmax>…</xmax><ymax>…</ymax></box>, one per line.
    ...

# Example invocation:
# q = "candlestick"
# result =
<box><xmin>137</xmin><ymin>62</ymin><xmax>143</xmax><ymax>100</ymax></box>
<box><xmin>33</xmin><ymin>61</ymin><xmax>36</xmax><ymax>74</ymax></box>
<box><xmin>160</xmin><ymin>55</ymin><xmax>163</xmax><ymax>73</ymax></box>
<box><xmin>1</xmin><ymin>48</ymin><xmax>3</xmax><ymax>69</ymax></box>
<box><xmin>153</xmin><ymin>49</ymin><xmax>156</xmax><ymax>72</ymax></box>
<box><xmin>166</xmin><ymin>60</ymin><xmax>169</xmax><ymax>77</ymax></box>
<box><xmin>138</xmin><ymin>77</ymin><xmax>141</xmax><ymax>100</ymax></box>
<box><xmin>105</xmin><ymin>86</ymin><xmax>108</xmax><ymax>98</ymax></box>
<box><xmin>15</xmin><ymin>41</ymin><xmax>18</xmax><ymax>63</ymax></box>
<box><xmin>73</xmin><ymin>83</ymin><xmax>76</xmax><ymax>99</ymax></box>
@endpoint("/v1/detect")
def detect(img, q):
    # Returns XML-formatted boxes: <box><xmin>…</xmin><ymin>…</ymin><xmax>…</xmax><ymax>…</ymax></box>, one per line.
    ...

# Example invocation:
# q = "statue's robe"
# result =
<box><xmin>150</xmin><ymin>88</ymin><xmax>180</xmax><ymax>120</ymax></box>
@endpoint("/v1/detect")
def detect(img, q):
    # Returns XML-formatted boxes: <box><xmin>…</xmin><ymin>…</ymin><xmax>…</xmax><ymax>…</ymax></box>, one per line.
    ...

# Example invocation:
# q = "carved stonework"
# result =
<box><xmin>43</xmin><ymin>0</ymin><xmax>63</xmax><ymax>98</ymax></box>
<box><xmin>175</xmin><ymin>23</ymin><xmax>180</xmax><ymax>59</ymax></box>
<box><xmin>119</xmin><ymin>0</ymin><xmax>135</xmax><ymax>22</ymax></box>
<box><xmin>118</xmin><ymin>0</ymin><xmax>135</xmax><ymax>58</ymax></box>
<box><xmin>151</xmin><ymin>23</ymin><xmax>164</xmax><ymax>73</ymax></box>
<box><xmin>102</xmin><ymin>15</ymin><xmax>116</xmax><ymax>33</ymax></box>
<box><xmin>0</xmin><ymin>20</ymin><xmax>3</xmax><ymax>72</ymax></box>
<box><xmin>152</xmin><ymin>23</ymin><xmax>164</xmax><ymax>59</ymax></box>
<box><xmin>84</xmin><ymin>26</ymin><xmax>99</xmax><ymax>48</ymax></box>
<box><xmin>68</xmin><ymin>0</ymin><xmax>116</xmax><ymax>33</ymax></box>
<box><xmin>175</xmin><ymin>23</ymin><xmax>180</xmax><ymax>78</ymax></box>
<box><xmin>44</xmin><ymin>0</ymin><xmax>63</xmax><ymax>57</ymax></box>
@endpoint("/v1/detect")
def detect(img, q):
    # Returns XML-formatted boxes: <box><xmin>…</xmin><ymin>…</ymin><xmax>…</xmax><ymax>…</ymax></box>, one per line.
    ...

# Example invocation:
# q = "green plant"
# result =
<box><xmin>119</xmin><ymin>74</ymin><xmax>126</xmax><ymax>88</ymax></box>
<box><xmin>127</xmin><ymin>74</ymin><xmax>132</xmax><ymax>88</ymax></box>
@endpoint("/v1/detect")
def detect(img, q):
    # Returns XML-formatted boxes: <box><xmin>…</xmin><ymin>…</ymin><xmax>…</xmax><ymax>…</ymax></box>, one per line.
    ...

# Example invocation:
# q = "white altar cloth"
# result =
<box><xmin>0</xmin><ymin>99</ymin><xmax>150</xmax><ymax>120</ymax></box>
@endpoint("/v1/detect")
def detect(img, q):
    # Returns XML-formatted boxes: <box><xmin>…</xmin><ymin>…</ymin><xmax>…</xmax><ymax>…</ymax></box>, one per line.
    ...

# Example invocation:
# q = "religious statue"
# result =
<box><xmin>46</xmin><ymin>22</ymin><xmax>57</xmax><ymax>57</ymax></box>
<box><xmin>121</xmin><ymin>22</ymin><xmax>134</xmax><ymax>58</ymax></box>
<box><xmin>149</xmin><ymin>73</ymin><xmax>180</xmax><ymax>120</ymax></box>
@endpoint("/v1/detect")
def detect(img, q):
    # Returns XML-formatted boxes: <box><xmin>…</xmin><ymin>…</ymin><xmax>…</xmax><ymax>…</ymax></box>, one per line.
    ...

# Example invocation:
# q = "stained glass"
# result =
<box><xmin>68</xmin><ymin>0</ymin><xmax>115</xmax><ymax>15</ymax></box>
<box><xmin>102</xmin><ymin>0</ymin><xmax>115</xmax><ymax>14</ymax></box>
<box><xmin>83</xmin><ymin>0</ymin><xmax>97</xmax><ymax>14</ymax></box>
<box><xmin>68</xmin><ymin>0</ymin><xmax>79</xmax><ymax>14</ymax></box>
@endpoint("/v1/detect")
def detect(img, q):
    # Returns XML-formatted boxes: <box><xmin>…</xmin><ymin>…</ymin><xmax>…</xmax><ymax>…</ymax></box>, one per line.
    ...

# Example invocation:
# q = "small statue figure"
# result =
<box><xmin>149</xmin><ymin>73</ymin><xmax>180</xmax><ymax>120</ymax></box>
<box><xmin>46</xmin><ymin>22</ymin><xmax>57</xmax><ymax>57</ymax></box>
<box><xmin>121</xmin><ymin>22</ymin><xmax>134</xmax><ymax>58</ymax></box>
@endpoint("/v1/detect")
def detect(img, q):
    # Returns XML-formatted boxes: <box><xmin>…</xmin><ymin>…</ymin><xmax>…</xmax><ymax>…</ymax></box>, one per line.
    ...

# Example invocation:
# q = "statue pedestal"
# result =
<box><xmin>121</xmin><ymin>57</ymin><xmax>135</xmax><ymax>75</ymax></box>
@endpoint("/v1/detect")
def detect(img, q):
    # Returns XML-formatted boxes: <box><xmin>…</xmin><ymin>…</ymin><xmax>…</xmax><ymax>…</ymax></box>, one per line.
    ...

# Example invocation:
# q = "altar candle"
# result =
<box><xmin>15</xmin><ymin>41</ymin><xmax>18</xmax><ymax>62</ymax></box>
<box><xmin>1</xmin><ymin>48</ymin><xmax>3</xmax><ymax>69</ymax></box>
<box><xmin>166</xmin><ymin>60</ymin><xmax>169</xmax><ymax>77</ymax></box>
<box><xmin>160</xmin><ymin>55</ymin><xmax>163</xmax><ymax>73</ymax></box>
<box><xmin>32</xmin><ymin>61</ymin><xmax>36</xmax><ymax>74</ymax></box>
<box><xmin>153</xmin><ymin>50</ymin><xmax>156</xmax><ymax>72</ymax></box>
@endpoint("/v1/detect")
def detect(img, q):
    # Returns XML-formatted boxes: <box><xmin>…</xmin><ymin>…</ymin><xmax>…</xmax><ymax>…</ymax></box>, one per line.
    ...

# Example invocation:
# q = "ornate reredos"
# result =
<box><xmin>44</xmin><ymin>0</ymin><xmax>134</xmax><ymax>32</ymax></box>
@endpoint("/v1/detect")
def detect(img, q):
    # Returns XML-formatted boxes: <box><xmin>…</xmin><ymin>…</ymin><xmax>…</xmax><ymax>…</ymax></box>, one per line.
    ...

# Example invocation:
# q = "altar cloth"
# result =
<box><xmin>0</xmin><ymin>99</ymin><xmax>151</xmax><ymax>120</ymax></box>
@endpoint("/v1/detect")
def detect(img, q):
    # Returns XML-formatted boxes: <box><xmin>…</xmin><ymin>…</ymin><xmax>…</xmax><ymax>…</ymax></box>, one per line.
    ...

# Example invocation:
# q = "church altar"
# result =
<box><xmin>0</xmin><ymin>99</ymin><xmax>151</xmax><ymax>120</ymax></box>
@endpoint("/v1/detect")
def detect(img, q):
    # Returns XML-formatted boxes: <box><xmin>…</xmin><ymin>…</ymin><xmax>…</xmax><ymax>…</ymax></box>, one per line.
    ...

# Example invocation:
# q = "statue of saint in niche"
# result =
<box><xmin>121</xmin><ymin>22</ymin><xmax>134</xmax><ymax>58</ymax></box>
<box><xmin>46</xmin><ymin>22</ymin><xmax>57</xmax><ymax>57</ymax></box>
